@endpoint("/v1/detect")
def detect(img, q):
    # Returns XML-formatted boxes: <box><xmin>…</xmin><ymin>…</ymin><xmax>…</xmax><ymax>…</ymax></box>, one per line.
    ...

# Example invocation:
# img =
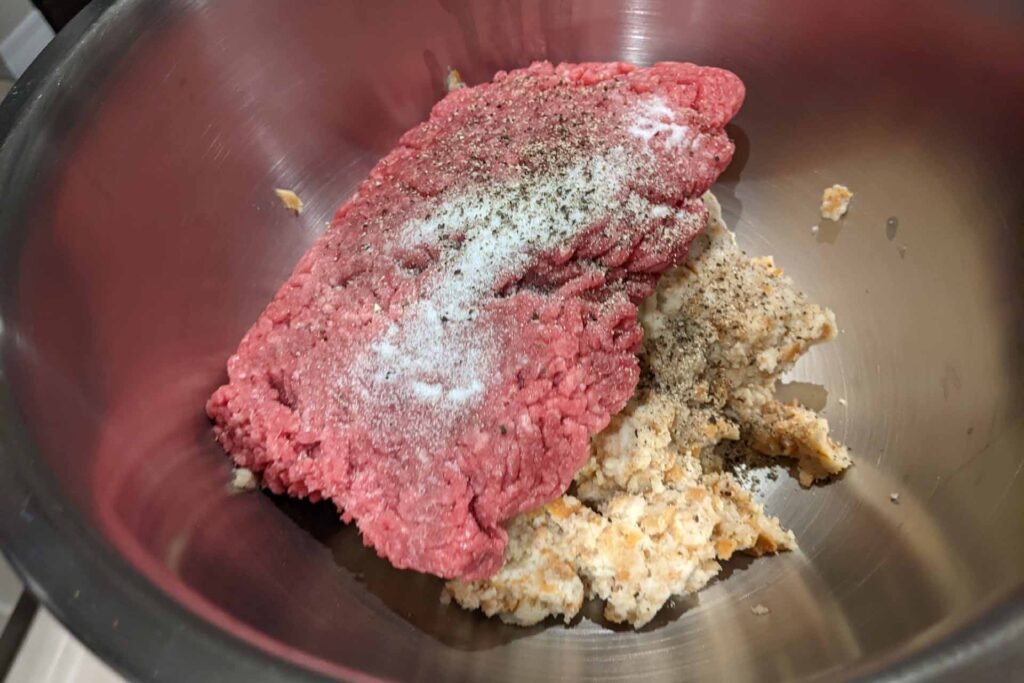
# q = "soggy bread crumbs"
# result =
<box><xmin>820</xmin><ymin>184</ymin><xmax>853</xmax><ymax>220</ymax></box>
<box><xmin>274</xmin><ymin>188</ymin><xmax>304</xmax><ymax>215</ymax></box>
<box><xmin>445</xmin><ymin>68</ymin><xmax>466</xmax><ymax>92</ymax></box>
<box><xmin>445</xmin><ymin>192</ymin><xmax>850</xmax><ymax>628</ymax></box>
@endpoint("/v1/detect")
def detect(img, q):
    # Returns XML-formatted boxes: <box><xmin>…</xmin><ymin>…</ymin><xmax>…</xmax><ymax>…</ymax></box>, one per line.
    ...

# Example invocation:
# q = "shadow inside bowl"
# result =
<box><xmin>271</xmin><ymin>491</ymin><xmax>713</xmax><ymax>645</ymax></box>
<box><xmin>272</xmin><ymin>495</ymin><xmax>555</xmax><ymax>650</ymax></box>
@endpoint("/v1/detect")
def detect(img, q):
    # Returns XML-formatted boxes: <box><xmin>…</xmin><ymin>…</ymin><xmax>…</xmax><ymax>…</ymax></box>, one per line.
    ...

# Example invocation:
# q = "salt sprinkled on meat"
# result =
<box><xmin>346</xmin><ymin>147</ymin><xmax>668</xmax><ymax>444</ymax></box>
<box><xmin>629</xmin><ymin>96</ymin><xmax>693</xmax><ymax>148</ymax></box>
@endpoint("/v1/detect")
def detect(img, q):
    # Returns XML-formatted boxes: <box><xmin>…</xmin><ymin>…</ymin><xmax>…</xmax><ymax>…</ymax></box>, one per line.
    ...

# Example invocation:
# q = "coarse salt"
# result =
<box><xmin>342</xmin><ymin>133</ymin><xmax>696</xmax><ymax>447</ymax></box>
<box><xmin>629</xmin><ymin>96</ymin><xmax>695</xmax><ymax>149</ymax></box>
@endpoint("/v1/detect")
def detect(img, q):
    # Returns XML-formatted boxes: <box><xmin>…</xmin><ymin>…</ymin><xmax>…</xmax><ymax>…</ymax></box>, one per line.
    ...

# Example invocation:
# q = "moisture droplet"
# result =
<box><xmin>885</xmin><ymin>216</ymin><xmax>899</xmax><ymax>241</ymax></box>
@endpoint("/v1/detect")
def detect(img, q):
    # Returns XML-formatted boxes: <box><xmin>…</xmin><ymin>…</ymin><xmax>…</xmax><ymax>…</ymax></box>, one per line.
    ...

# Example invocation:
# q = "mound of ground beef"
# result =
<box><xmin>207</xmin><ymin>61</ymin><xmax>744</xmax><ymax>579</ymax></box>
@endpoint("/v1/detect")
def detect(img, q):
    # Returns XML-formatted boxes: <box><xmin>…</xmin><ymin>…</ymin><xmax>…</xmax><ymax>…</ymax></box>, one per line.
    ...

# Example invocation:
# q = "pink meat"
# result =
<box><xmin>207</xmin><ymin>61</ymin><xmax>744</xmax><ymax>580</ymax></box>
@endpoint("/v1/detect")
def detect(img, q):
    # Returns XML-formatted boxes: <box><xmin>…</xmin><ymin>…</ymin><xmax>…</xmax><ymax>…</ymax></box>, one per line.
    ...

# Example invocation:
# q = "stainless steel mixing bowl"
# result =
<box><xmin>0</xmin><ymin>1</ymin><xmax>1021</xmax><ymax>680</ymax></box>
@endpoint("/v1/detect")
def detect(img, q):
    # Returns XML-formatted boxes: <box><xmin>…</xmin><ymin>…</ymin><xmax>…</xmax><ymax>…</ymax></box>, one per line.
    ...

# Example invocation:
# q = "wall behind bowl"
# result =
<box><xmin>0</xmin><ymin>0</ymin><xmax>53</xmax><ymax>80</ymax></box>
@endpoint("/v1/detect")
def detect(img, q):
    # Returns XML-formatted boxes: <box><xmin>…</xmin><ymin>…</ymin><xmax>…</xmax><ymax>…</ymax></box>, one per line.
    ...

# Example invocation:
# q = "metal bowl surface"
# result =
<box><xmin>0</xmin><ymin>1</ymin><xmax>1021</xmax><ymax>680</ymax></box>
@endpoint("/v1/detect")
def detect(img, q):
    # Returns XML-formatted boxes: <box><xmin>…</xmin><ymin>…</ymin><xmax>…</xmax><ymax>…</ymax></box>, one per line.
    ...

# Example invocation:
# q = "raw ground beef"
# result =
<box><xmin>207</xmin><ymin>61</ymin><xmax>744</xmax><ymax>580</ymax></box>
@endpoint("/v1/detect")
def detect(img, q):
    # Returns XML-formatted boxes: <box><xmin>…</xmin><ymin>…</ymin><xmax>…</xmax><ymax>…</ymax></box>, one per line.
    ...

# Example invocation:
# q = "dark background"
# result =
<box><xmin>32</xmin><ymin>0</ymin><xmax>89</xmax><ymax>30</ymax></box>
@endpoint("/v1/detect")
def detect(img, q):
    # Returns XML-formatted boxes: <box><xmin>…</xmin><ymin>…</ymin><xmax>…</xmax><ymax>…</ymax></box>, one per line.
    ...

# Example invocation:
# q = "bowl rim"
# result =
<box><xmin>0</xmin><ymin>1</ymin><xmax>1020</xmax><ymax>681</ymax></box>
